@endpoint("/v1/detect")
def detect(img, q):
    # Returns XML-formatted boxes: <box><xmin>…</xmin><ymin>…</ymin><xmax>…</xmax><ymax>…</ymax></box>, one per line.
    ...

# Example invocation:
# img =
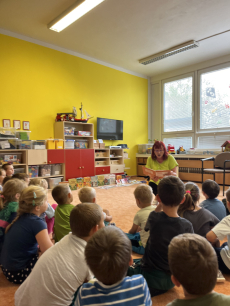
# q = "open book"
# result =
<box><xmin>142</xmin><ymin>166</ymin><xmax>170</xmax><ymax>178</ymax></box>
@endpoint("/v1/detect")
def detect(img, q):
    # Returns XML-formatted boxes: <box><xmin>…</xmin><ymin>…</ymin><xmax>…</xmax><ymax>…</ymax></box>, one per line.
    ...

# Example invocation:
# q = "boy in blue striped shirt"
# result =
<box><xmin>74</xmin><ymin>226</ymin><xmax>152</xmax><ymax>306</ymax></box>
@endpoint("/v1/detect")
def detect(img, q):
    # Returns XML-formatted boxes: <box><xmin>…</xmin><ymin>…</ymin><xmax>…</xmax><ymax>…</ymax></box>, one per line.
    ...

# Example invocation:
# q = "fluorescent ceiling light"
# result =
<box><xmin>139</xmin><ymin>40</ymin><xmax>199</xmax><ymax>65</ymax></box>
<box><xmin>48</xmin><ymin>0</ymin><xmax>105</xmax><ymax>32</ymax></box>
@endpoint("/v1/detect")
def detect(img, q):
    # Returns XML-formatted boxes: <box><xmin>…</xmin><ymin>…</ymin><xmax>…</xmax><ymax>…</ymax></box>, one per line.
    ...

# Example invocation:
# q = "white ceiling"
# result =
<box><xmin>0</xmin><ymin>0</ymin><xmax>230</xmax><ymax>77</ymax></box>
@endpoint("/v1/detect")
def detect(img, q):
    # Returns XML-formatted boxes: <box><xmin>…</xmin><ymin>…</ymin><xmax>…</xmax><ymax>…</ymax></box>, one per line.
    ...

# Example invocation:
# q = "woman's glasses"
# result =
<box><xmin>154</xmin><ymin>149</ymin><xmax>164</xmax><ymax>153</ymax></box>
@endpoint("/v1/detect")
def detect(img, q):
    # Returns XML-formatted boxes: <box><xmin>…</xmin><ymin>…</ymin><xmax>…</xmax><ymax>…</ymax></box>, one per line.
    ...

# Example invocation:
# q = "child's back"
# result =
<box><xmin>15</xmin><ymin>203</ymin><xmax>104</xmax><ymax>306</ymax></box>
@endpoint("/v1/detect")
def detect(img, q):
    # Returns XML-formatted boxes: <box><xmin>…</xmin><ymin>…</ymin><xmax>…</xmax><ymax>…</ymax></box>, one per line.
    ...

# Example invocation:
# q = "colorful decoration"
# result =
<box><xmin>205</xmin><ymin>100</ymin><xmax>208</xmax><ymax>105</ymax></box>
<box><xmin>225</xmin><ymin>104</ymin><xmax>230</xmax><ymax>109</ymax></box>
<box><xmin>211</xmin><ymin>108</ymin><xmax>217</xmax><ymax>113</ymax></box>
<box><xmin>206</xmin><ymin>87</ymin><xmax>216</xmax><ymax>98</ymax></box>
<box><xmin>221</xmin><ymin>141</ymin><xmax>230</xmax><ymax>152</ymax></box>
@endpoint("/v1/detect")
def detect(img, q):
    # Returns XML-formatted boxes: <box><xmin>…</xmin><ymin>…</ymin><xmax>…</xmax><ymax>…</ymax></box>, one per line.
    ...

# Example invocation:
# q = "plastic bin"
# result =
<box><xmin>46</xmin><ymin>139</ymin><xmax>56</xmax><ymax>149</ymax></box>
<box><xmin>65</xmin><ymin>140</ymin><xmax>75</xmax><ymax>149</ymax></box>
<box><xmin>2</xmin><ymin>153</ymin><xmax>22</xmax><ymax>164</ymax></box>
<box><xmin>0</xmin><ymin>139</ymin><xmax>17</xmax><ymax>150</ymax></box>
<box><xmin>0</xmin><ymin>127</ymin><xmax>16</xmax><ymax>138</ymax></box>
<box><xmin>75</xmin><ymin>139</ymin><xmax>89</xmax><ymax>149</ymax></box>
<box><xmin>47</xmin><ymin>177</ymin><xmax>63</xmax><ymax>189</ymax></box>
<box><xmin>14</xmin><ymin>167</ymin><xmax>26</xmax><ymax>174</ymax></box>
<box><xmin>32</xmin><ymin>140</ymin><xmax>46</xmax><ymax>150</ymax></box>
<box><xmin>28</xmin><ymin>166</ymin><xmax>39</xmax><ymax>178</ymax></box>
<box><xmin>51</xmin><ymin>164</ymin><xmax>62</xmax><ymax>175</ymax></box>
<box><xmin>39</xmin><ymin>165</ymin><xmax>51</xmax><ymax>177</ymax></box>
<box><xmin>15</xmin><ymin>131</ymin><xmax>31</xmax><ymax>140</ymax></box>
<box><xmin>138</xmin><ymin>144</ymin><xmax>148</xmax><ymax>154</ymax></box>
<box><xmin>55</xmin><ymin>139</ymin><xmax>64</xmax><ymax>149</ymax></box>
<box><xmin>64</xmin><ymin>127</ymin><xmax>75</xmax><ymax>135</ymax></box>
<box><xmin>16</xmin><ymin>140</ymin><xmax>32</xmax><ymax>149</ymax></box>
<box><xmin>75</xmin><ymin>131</ymin><xmax>91</xmax><ymax>136</ymax></box>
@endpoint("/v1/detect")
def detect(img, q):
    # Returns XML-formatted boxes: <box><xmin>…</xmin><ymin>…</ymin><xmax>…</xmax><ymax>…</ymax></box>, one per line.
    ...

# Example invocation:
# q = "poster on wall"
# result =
<box><xmin>3</xmin><ymin>119</ymin><xmax>11</xmax><ymax>128</ymax></box>
<box><xmin>13</xmin><ymin>120</ymin><xmax>21</xmax><ymax>130</ymax></box>
<box><xmin>23</xmin><ymin>121</ymin><xmax>30</xmax><ymax>130</ymax></box>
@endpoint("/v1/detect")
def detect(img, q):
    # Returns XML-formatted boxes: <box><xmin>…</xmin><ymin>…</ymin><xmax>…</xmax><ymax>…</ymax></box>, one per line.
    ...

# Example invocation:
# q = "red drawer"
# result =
<box><xmin>47</xmin><ymin>149</ymin><xmax>65</xmax><ymax>164</ymax></box>
<box><xmin>95</xmin><ymin>166</ymin><xmax>110</xmax><ymax>175</ymax></box>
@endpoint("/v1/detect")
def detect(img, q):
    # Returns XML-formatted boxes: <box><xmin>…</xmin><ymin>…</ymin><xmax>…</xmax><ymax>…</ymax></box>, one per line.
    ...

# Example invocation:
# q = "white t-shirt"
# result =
<box><xmin>133</xmin><ymin>205</ymin><xmax>155</xmax><ymax>247</ymax></box>
<box><xmin>212</xmin><ymin>215</ymin><xmax>230</xmax><ymax>269</ymax></box>
<box><xmin>15</xmin><ymin>233</ymin><xmax>93</xmax><ymax>306</ymax></box>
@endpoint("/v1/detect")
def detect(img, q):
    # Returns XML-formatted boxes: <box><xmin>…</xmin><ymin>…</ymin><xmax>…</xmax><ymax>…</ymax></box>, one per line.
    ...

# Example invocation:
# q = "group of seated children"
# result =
<box><xmin>0</xmin><ymin>165</ymin><xmax>230</xmax><ymax>305</ymax></box>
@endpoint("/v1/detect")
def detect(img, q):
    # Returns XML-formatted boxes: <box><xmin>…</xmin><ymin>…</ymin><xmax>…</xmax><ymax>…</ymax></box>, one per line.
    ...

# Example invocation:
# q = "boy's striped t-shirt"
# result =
<box><xmin>75</xmin><ymin>275</ymin><xmax>152</xmax><ymax>306</ymax></box>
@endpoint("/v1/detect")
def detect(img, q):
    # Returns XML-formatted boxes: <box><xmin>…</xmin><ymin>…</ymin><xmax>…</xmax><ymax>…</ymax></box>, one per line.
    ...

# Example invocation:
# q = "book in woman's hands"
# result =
<box><xmin>142</xmin><ymin>166</ymin><xmax>170</xmax><ymax>178</ymax></box>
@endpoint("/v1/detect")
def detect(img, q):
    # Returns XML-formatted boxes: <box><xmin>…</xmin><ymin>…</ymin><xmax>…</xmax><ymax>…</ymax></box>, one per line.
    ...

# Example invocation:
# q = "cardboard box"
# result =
<box><xmin>94</xmin><ymin>143</ymin><xmax>100</xmax><ymax>149</ymax></box>
<box><xmin>95</xmin><ymin>160</ymin><xmax>107</xmax><ymax>166</ymax></box>
<box><xmin>110</xmin><ymin>160</ymin><xmax>120</xmax><ymax>165</ymax></box>
<box><xmin>99</xmin><ymin>143</ymin><xmax>105</xmax><ymax>149</ymax></box>
<box><xmin>95</xmin><ymin>152</ymin><xmax>107</xmax><ymax>157</ymax></box>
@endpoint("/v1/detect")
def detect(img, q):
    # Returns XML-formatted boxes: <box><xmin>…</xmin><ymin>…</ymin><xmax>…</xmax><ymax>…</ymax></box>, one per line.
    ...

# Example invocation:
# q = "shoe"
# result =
<box><xmin>110</xmin><ymin>222</ymin><xmax>116</xmax><ymax>226</ymax></box>
<box><xmin>217</xmin><ymin>270</ymin><xmax>225</xmax><ymax>282</ymax></box>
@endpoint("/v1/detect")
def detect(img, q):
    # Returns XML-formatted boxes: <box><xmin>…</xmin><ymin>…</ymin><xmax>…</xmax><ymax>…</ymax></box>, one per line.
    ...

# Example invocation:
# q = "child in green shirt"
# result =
<box><xmin>167</xmin><ymin>233</ymin><xmax>230</xmax><ymax>306</ymax></box>
<box><xmin>52</xmin><ymin>184</ymin><xmax>74</xmax><ymax>242</ymax></box>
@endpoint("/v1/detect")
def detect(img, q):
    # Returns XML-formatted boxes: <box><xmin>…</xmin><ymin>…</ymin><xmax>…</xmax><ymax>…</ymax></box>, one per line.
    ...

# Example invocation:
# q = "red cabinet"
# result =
<box><xmin>96</xmin><ymin>166</ymin><xmax>110</xmax><ymax>175</ymax></box>
<box><xmin>65</xmin><ymin>149</ymin><xmax>95</xmax><ymax>180</ymax></box>
<box><xmin>47</xmin><ymin>150</ymin><xmax>65</xmax><ymax>164</ymax></box>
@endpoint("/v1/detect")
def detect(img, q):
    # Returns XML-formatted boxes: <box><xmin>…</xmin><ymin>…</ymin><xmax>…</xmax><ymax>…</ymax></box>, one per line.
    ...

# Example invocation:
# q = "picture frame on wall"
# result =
<box><xmin>3</xmin><ymin>119</ymin><xmax>11</xmax><ymax>128</ymax></box>
<box><xmin>13</xmin><ymin>120</ymin><xmax>21</xmax><ymax>130</ymax></box>
<box><xmin>23</xmin><ymin>121</ymin><xmax>30</xmax><ymax>130</ymax></box>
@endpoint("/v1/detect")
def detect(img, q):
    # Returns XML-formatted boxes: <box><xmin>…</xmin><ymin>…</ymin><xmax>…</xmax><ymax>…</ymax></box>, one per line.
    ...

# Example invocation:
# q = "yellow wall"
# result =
<box><xmin>0</xmin><ymin>34</ymin><xmax>148</xmax><ymax>175</ymax></box>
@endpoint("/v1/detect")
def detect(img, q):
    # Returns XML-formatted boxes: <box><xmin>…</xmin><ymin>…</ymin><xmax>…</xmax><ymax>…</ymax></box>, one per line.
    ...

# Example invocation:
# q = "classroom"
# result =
<box><xmin>0</xmin><ymin>1</ymin><xmax>230</xmax><ymax>305</ymax></box>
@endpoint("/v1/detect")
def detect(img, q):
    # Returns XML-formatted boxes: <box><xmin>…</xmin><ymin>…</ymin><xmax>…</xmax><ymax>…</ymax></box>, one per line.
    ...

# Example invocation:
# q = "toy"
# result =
<box><xmin>221</xmin><ymin>141</ymin><xmax>230</xmax><ymax>152</ymax></box>
<box><xmin>167</xmin><ymin>144</ymin><xmax>175</xmax><ymax>154</ymax></box>
<box><xmin>56</xmin><ymin>104</ymin><xmax>93</xmax><ymax>123</ymax></box>
<box><xmin>177</xmin><ymin>146</ymin><xmax>186</xmax><ymax>154</ymax></box>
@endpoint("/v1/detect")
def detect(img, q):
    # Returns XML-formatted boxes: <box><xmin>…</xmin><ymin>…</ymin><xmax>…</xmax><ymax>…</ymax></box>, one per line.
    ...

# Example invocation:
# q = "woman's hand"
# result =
<box><xmin>151</xmin><ymin>176</ymin><xmax>160</xmax><ymax>182</ymax></box>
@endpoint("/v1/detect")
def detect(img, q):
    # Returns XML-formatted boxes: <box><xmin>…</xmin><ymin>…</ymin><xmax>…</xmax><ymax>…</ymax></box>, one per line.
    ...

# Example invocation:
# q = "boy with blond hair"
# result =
<box><xmin>128</xmin><ymin>176</ymin><xmax>194</xmax><ymax>297</ymax></box>
<box><xmin>167</xmin><ymin>233</ymin><xmax>230</xmax><ymax>305</ymax></box>
<box><xmin>75</xmin><ymin>226</ymin><xmax>152</xmax><ymax>306</ymax></box>
<box><xmin>206</xmin><ymin>187</ymin><xmax>230</xmax><ymax>274</ymax></box>
<box><xmin>15</xmin><ymin>203</ymin><xmax>105</xmax><ymax>306</ymax></box>
<box><xmin>78</xmin><ymin>187</ymin><xmax>112</xmax><ymax>224</ymax></box>
<box><xmin>126</xmin><ymin>184</ymin><xmax>155</xmax><ymax>254</ymax></box>
<box><xmin>52</xmin><ymin>184</ymin><xmax>74</xmax><ymax>242</ymax></box>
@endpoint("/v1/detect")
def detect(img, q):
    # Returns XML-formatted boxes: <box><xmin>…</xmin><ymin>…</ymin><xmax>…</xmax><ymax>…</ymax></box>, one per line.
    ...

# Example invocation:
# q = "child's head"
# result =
<box><xmin>168</xmin><ymin>233</ymin><xmax>218</xmax><ymax>296</ymax></box>
<box><xmin>52</xmin><ymin>184</ymin><xmax>73</xmax><ymax>205</ymax></box>
<box><xmin>202</xmin><ymin>179</ymin><xmax>220</xmax><ymax>199</ymax></box>
<box><xmin>12</xmin><ymin>173</ymin><xmax>30</xmax><ymax>186</ymax></box>
<box><xmin>2</xmin><ymin>176</ymin><xmax>12</xmax><ymax>186</ymax></box>
<box><xmin>29</xmin><ymin>178</ymin><xmax>48</xmax><ymax>190</ymax></box>
<box><xmin>178</xmin><ymin>182</ymin><xmax>200</xmax><ymax>217</ymax></box>
<box><xmin>157</xmin><ymin>176</ymin><xmax>185</xmax><ymax>207</ymax></box>
<box><xmin>0</xmin><ymin>169</ymin><xmax>6</xmax><ymax>185</ymax></box>
<box><xmin>85</xmin><ymin>226</ymin><xmax>132</xmax><ymax>285</ymax></box>
<box><xmin>70</xmin><ymin>203</ymin><xmax>104</xmax><ymax>238</ymax></box>
<box><xmin>0</xmin><ymin>179</ymin><xmax>27</xmax><ymax>210</ymax></box>
<box><xmin>134</xmin><ymin>184</ymin><xmax>153</xmax><ymax>207</ymax></box>
<box><xmin>226</xmin><ymin>188</ymin><xmax>230</xmax><ymax>211</ymax></box>
<box><xmin>6</xmin><ymin>186</ymin><xmax>48</xmax><ymax>233</ymax></box>
<box><xmin>2</xmin><ymin>163</ymin><xmax>14</xmax><ymax>176</ymax></box>
<box><xmin>78</xmin><ymin>187</ymin><xmax>96</xmax><ymax>203</ymax></box>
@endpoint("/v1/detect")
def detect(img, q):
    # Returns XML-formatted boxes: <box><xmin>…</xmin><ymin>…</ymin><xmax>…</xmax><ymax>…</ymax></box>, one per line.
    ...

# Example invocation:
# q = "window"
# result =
<box><xmin>163</xmin><ymin>137</ymin><xmax>192</xmax><ymax>151</ymax></box>
<box><xmin>200</xmin><ymin>67</ymin><xmax>230</xmax><ymax>131</ymax></box>
<box><xmin>163</xmin><ymin>76</ymin><xmax>193</xmax><ymax>132</ymax></box>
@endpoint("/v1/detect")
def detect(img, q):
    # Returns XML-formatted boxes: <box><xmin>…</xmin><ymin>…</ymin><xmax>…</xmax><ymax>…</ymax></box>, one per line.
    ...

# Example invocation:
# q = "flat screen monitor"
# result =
<box><xmin>97</xmin><ymin>117</ymin><xmax>123</xmax><ymax>140</ymax></box>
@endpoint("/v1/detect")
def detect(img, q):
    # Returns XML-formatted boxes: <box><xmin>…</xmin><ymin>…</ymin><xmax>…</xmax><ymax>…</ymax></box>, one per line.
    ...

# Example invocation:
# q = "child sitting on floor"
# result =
<box><xmin>178</xmin><ymin>182</ymin><xmax>220</xmax><ymax>237</ymax></box>
<box><xmin>52</xmin><ymin>184</ymin><xmax>74</xmax><ymax>242</ymax></box>
<box><xmin>15</xmin><ymin>203</ymin><xmax>104</xmax><ymax>306</ymax></box>
<box><xmin>167</xmin><ymin>233</ymin><xmax>230</xmax><ymax>305</ymax></box>
<box><xmin>206</xmin><ymin>187</ymin><xmax>230</xmax><ymax>274</ymax></box>
<box><xmin>0</xmin><ymin>179</ymin><xmax>26</xmax><ymax>255</ymax></box>
<box><xmin>2</xmin><ymin>163</ymin><xmax>14</xmax><ymax>176</ymax></box>
<box><xmin>75</xmin><ymin>226</ymin><xmax>152</xmax><ymax>306</ymax></box>
<box><xmin>78</xmin><ymin>187</ymin><xmax>112</xmax><ymax>225</ymax></box>
<box><xmin>200</xmin><ymin>179</ymin><xmax>226</xmax><ymax>220</ymax></box>
<box><xmin>29</xmin><ymin>178</ymin><xmax>56</xmax><ymax>235</ymax></box>
<box><xmin>0</xmin><ymin>185</ymin><xmax>53</xmax><ymax>284</ymax></box>
<box><xmin>126</xmin><ymin>184</ymin><xmax>155</xmax><ymax>255</ymax></box>
<box><xmin>0</xmin><ymin>168</ymin><xmax>6</xmax><ymax>191</ymax></box>
<box><xmin>12</xmin><ymin>173</ymin><xmax>30</xmax><ymax>186</ymax></box>
<box><xmin>127</xmin><ymin>176</ymin><xmax>194</xmax><ymax>297</ymax></box>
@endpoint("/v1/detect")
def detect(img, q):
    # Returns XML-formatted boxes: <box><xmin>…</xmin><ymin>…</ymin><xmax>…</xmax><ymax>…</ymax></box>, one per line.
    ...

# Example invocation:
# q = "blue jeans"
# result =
<box><xmin>214</xmin><ymin>242</ymin><xmax>230</xmax><ymax>274</ymax></box>
<box><xmin>126</xmin><ymin>232</ymin><xmax>145</xmax><ymax>255</ymax></box>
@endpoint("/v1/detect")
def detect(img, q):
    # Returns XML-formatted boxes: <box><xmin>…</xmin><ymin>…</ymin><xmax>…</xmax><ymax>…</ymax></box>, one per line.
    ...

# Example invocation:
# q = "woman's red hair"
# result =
<box><xmin>151</xmin><ymin>141</ymin><xmax>168</xmax><ymax>160</ymax></box>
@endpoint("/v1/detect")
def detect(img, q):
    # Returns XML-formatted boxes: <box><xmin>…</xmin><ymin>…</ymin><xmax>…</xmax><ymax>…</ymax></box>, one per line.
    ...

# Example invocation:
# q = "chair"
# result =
<box><xmin>201</xmin><ymin>152</ymin><xmax>230</xmax><ymax>195</ymax></box>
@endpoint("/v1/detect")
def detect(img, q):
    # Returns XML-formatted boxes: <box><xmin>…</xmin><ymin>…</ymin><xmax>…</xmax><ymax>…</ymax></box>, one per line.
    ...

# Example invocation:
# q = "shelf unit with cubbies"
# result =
<box><xmin>94</xmin><ymin>148</ymin><xmax>125</xmax><ymax>175</ymax></box>
<box><xmin>54</xmin><ymin>121</ymin><xmax>94</xmax><ymax>149</ymax></box>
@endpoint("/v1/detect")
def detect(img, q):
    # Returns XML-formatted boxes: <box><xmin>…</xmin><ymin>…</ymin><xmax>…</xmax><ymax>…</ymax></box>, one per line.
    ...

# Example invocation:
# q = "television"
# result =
<box><xmin>97</xmin><ymin>117</ymin><xmax>123</xmax><ymax>140</ymax></box>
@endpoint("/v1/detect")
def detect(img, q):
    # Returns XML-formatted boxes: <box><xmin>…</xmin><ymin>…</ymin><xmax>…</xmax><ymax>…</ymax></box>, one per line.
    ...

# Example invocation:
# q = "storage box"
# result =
<box><xmin>39</xmin><ymin>165</ymin><xmax>51</xmax><ymax>177</ymax></box>
<box><xmin>110</xmin><ymin>159</ymin><xmax>120</xmax><ymax>165</ymax></box>
<box><xmin>15</xmin><ymin>131</ymin><xmax>31</xmax><ymax>140</ymax></box>
<box><xmin>99</xmin><ymin>143</ymin><xmax>105</xmax><ymax>149</ymax></box>
<box><xmin>14</xmin><ymin>167</ymin><xmax>26</xmax><ymax>174</ymax></box>
<box><xmin>0</xmin><ymin>139</ymin><xmax>17</xmax><ymax>150</ymax></box>
<box><xmin>94</xmin><ymin>143</ymin><xmax>100</xmax><ymax>149</ymax></box>
<box><xmin>55</xmin><ymin>139</ymin><xmax>64</xmax><ymax>149</ymax></box>
<box><xmin>138</xmin><ymin>144</ymin><xmax>148</xmax><ymax>154</ymax></box>
<box><xmin>47</xmin><ymin>177</ymin><xmax>63</xmax><ymax>189</ymax></box>
<box><xmin>17</xmin><ymin>140</ymin><xmax>32</xmax><ymax>149</ymax></box>
<box><xmin>51</xmin><ymin>164</ymin><xmax>62</xmax><ymax>175</ymax></box>
<box><xmin>95</xmin><ymin>160</ymin><xmax>107</xmax><ymax>166</ymax></box>
<box><xmin>0</xmin><ymin>127</ymin><xmax>16</xmax><ymax>138</ymax></box>
<box><xmin>3</xmin><ymin>153</ymin><xmax>22</xmax><ymax>164</ymax></box>
<box><xmin>64</xmin><ymin>127</ymin><xmax>75</xmax><ymax>135</ymax></box>
<box><xmin>75</xmin><ymin>131</ymin><xmax>91</xmax><ymax>136</ymax></box>
<box><xmin>65</xmin><ymin>140</ymin><xmax>75</xmax><ymax>149</ymax></box>
<box><xmin>75</xmin><ymin>139</ymin><xmax>89</xmax><ymax>149</ymax></box>
<box><xmin>28</xmin><ymin>166</ymin><xmax>39</xmax><ymax>178</ymax></box>
<box><xmin>46</xmin><ymin>139</ymin><xmax>56</xmax><ymax>149</ymax></box>
<box><xmin>95</xmin><ymin>152</ymin><xmax>107</xmax><ymax>157</ymax></box>
<box><xmin>32</xmin><ymin>140</ymin><xmax>46</xmax><ymax>150</ymax></box>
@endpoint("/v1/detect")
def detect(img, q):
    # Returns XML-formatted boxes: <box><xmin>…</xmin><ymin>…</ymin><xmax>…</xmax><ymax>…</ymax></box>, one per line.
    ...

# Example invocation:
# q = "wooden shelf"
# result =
<box><xmin>95</xmin><ymin>157</ymin><xmax>110</xmax><ymax>159</ymax></box>
<box><xmin>37</xmin><ymin>174</ymin><xmax>64</xmax><ymax>179</ymax></box>
<box><xmin>95</xmin><ymin>165</ymin><xmax>110</xmax><ymax>168</ymax></box>
<box><xmin>65</xmin><ymin>135</ymin><xmax>93</xmax><ymax>138</ymax></box>
<box><xmin>110</xmin><ymin>156</ymin><xmax>123</xmax><ymax>158</ymax></box>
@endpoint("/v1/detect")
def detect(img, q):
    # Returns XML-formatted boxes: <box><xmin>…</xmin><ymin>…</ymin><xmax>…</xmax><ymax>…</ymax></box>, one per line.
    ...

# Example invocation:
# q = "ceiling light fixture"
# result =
<box><xmin>139</xmin><ymin>40</ymin><xmax>199</xmax><ymax>65</ymax></box>
<box><xmin>48</xmin><ymin>0</ymin><xmax>105</xmax><ymax>32</ymax></box>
